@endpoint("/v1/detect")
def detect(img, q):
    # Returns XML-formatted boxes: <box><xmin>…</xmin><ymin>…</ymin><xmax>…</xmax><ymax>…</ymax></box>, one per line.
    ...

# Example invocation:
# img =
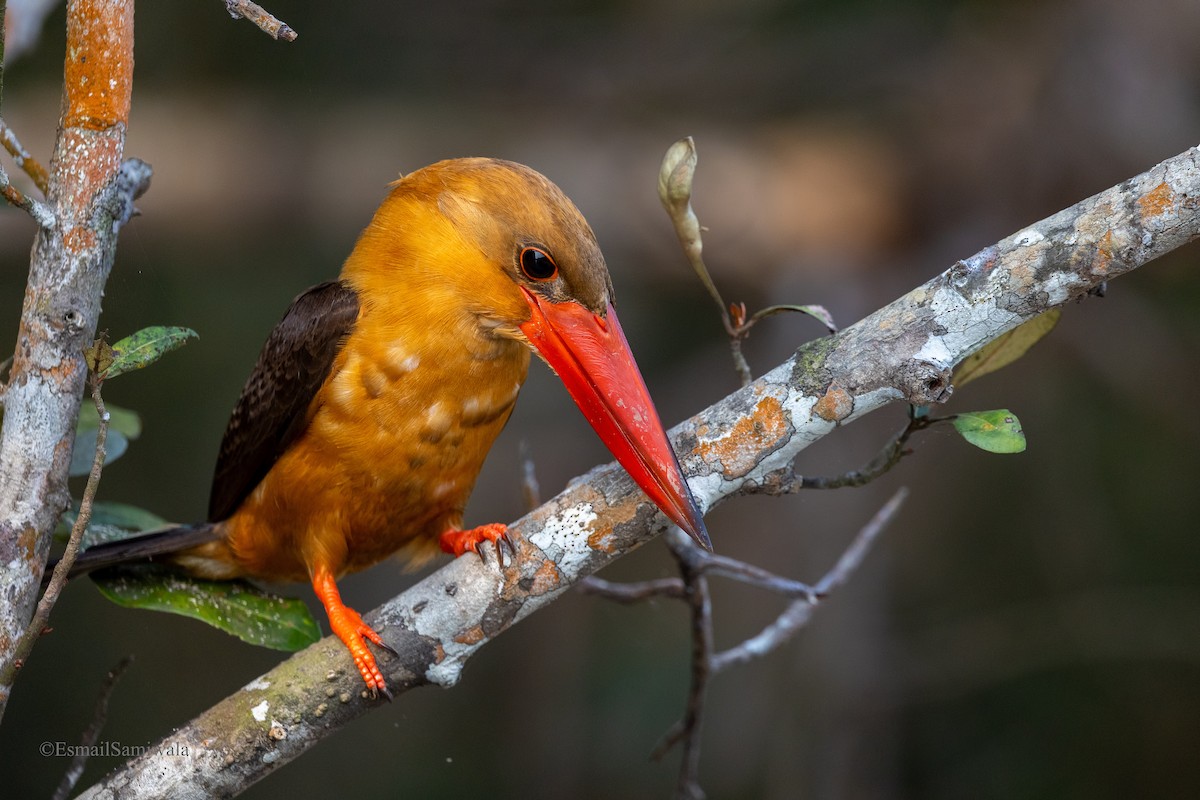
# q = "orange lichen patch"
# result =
<box><xmin>695</xmin><ymin>394</ymin><xmax>789</xmax><ymax>479</ymax></box>
<box><xmin>44</xmin><ymin>356</ymin><xmax>83</xmax><ymax>394</ymax></box>
<box><xmin>584</xmin><ymin>489</ymin><xmax>641</xmax><ymax>553</ymax></box>
<box><xmin>63</xmin><ymin>0</ymin><xmax>135</xmax><ymax>130</ymax></box>
<box><xmin>63</xmin><ymin>226</ymin><xmax>98</xmax><ymax>254</ymax></box>
<box><xmin>1136</xmin><ymin>181</ymin><xmax>1176</xmax><ymax>223</ymax></box>
<box><xmin>527</xmin><ymin>560</ymin><xmax>563</xmax><ymax>596</ymax></box>
<box><xmin>55</xmin><ymin>130</ymin><xmax>125</xmax><ymax>220</ymax></box>
<box><xmin>453</xmin><ymin>626</ymin><xmax>485</xmax><ymax>646</ymax></box>
<box><xmin>813</xmin><ymin>386</ymin><xmax>852</xmax><ymax>422</ymax></box>
<box><xmin>18</xmin><ymin>526</ymin><xmax>39</xmax><ymax>564</ymax></box>
<box><xmin>1092</xmin><ymin>229</ymin><xmax>1114</xmax><ymax>276</ymax></box>
<box><xmin>587</xmin><ymin>526</ymin><xmax>617</xmax><ymax>553</ymax></box>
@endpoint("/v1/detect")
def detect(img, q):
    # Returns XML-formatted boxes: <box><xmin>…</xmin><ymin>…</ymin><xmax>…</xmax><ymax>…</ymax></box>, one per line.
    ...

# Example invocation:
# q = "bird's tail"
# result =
<box><xmin>47</xmin><ymin>523</ymin><xmax>223</xmax><ymax>585</ymax></box>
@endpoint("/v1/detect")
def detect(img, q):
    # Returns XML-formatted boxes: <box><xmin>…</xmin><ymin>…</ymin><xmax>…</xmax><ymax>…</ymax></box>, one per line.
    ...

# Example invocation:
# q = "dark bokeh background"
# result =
<box><xmin>3</xmin><ymin>1</ymin><xmax>1199</xmax><ymax>797</ymax></box>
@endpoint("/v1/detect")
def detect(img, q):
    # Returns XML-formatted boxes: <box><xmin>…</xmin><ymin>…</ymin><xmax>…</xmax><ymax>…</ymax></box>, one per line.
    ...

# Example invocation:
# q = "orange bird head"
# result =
<box><xmin>349</xmin><ymin>158</ymin><xmax>710</xmax><ymax>549</ymax></box>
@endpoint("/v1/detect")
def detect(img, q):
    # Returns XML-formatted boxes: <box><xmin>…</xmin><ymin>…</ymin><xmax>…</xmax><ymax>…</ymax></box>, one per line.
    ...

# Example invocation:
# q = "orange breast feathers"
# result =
<box><xmin>219</xmin><ymin>195</ymin><xmax>534</xmax><ymax>583</ymax></box>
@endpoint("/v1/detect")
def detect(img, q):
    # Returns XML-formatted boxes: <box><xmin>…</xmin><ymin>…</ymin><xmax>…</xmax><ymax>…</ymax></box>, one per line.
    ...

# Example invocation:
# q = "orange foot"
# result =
<box><xmin>439</xmin><ymin>522</ymin><xmax>513</xmax><ymax>561</ymax></box>
<box><xmin>312</xmin><ymin>565</ymin><xmax>397</xmax><ymax>700</ymax></box>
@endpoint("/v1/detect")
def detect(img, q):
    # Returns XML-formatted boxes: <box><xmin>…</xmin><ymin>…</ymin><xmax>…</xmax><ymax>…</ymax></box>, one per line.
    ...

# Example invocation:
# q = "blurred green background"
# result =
<box><xmin>2</xmin><ymin>1</ymin><xmax>1199</xmax><ymax>797</ymax></box>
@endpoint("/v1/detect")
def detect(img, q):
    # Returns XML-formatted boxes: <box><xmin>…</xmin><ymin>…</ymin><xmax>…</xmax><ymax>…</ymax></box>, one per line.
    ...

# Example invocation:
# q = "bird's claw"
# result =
<box><xmin>474</xmin><ymin>530</ymin><xmax>516</xmax><ymax>566</ymax></box>
<box><xmin>439</xmin><ymin>523</ymin><xmax>514</xmax><ymax>567</ymax></box>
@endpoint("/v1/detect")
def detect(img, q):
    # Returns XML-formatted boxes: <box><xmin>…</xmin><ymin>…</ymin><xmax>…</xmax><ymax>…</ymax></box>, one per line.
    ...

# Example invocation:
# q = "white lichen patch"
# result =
<box><xmin>527</xmin><ymin>502</ymin><xmax>598</xmax><ymax>575</ymax></box>
<box><xmin>242</xmin><ymin>677</ymin><xmax>271</xmax><ymax>692</ymax></box>
<box><xmin>924</xmin><ymin>284</ymin><xmax>1022</xmax><ymax>358</ymax></box>
<box><xmin>689</xmin><ymin>472</ymin><xmax>730</xmax><ymax>510</ymax></box>
<box><xmin>1042</xmin><ymin>270</ymin><xmax>1086</xmax><ymax>305</ymax></box>
<box><xmin>1014</xmin><ymin>227</ymin><xmax>1045</xmax><ymax>247</ymax></box>
<box><xmin>914</xmin><ymin>336</ymin><xmax>953</xmax><ymax>370</ymax></box>
<box><xmin>250</xmin><ymin>700</ymin><xmax>269</xmax><ymax>723</ymax></box>
<box><xmin>413</xmin><ymin>502</ymin><xmax>600</xmax><ymax>686</ymax></box>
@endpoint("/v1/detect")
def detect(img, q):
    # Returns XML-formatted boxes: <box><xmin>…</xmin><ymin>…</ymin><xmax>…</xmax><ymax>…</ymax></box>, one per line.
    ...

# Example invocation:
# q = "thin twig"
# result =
<box><xmin>0</xmin><ymin>372</ymin><xmax>108</xmax><ymax>689</ymax></box>
<box><xmin>581</xmin><ymin>548</ymin><xmax>820</xmax><ymax>602</ymax></box>
<box><xmin>577</xmin><ymin>576</ymin><xmax>686</xmax><ymax>602</ymax></box>
<box><xmin>1</xmin><ymin>117</ymin><xmax>50</xmax><ymax>193</ymax></box>
<box><xmin>223</xmin><ymin>0</ymin><xmax>297</xmax><ymax>41</ymax></box>
<box><xmin>52</xmin><ymin>656</ymin><xmax>134</xmax><ymax>800</ymax></box>
<box><xmin>0</xmin><ymin>161</ymin><xmax>55</xmax><ymax>227</ymax></box>
<box><xmin>695</xmin><ymin>552</ymin><xmax>819</xmax><ymax>600</ymax></box>
<box><xmin>739</xmin><ymin>409</ymin><xmax>957</xmax><ymax>495</ymax></box>
<box><xmin>814</xmin><ymin>487</ymin><xmax>907</xmax><ymax>596</ymax></box>
<box><xmin>653</xmin><ymin>531</ymin><xmax>712</xmax><ymax>800</ymax></box>
<box><xmin>788</xmin><ymin>410</ymin><xmax>929</xmax><ymax>490</ymax></box>
<box><xmin>711</xmin><ymin>487</ymin><xmax>908</xmax><ymax>674</ymax></box>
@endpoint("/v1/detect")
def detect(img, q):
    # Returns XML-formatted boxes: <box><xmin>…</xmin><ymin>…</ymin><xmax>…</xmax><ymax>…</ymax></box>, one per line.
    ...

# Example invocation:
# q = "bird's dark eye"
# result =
<box><xmin>519</xmin><ymin>246</ymin><xmax>558</xmax><ymax>281</ymax></box>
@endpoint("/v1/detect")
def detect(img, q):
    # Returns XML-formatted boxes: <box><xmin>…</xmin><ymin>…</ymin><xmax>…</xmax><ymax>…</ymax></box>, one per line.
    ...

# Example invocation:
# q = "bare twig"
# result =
<box><xmin>711</xmin><ymin>487</ymin><xmax>908</xmax><ymax>674</ymax></box>
<box><xmin>644</xmin><ymin>488</ymin><xmax>906</xmax><ymax>797</ymax></box>
<box><xmin>578</xmin><ymin>575</ymin><xmax>686</xmax><ymax>602</ymax></box>
<box><xmin>741</xmin><ymin>407</ymin><xmax>980</xmax><ymax>494</ymax></box>
<box><xmin>223</xmin><ymin>0</ymin><xmax>297</xmax><ymax>41</ymax></box>
<box><xmin>694</xmin><ymin>552</ymin><xmax>818</xmax><ymax>600</ymax></box>
<box><xmin>0</xmin><ymin>371</ymin><xmax>110</xmax><ymax>691</ymax></box>
<box><xmin>0</xmin><ymin>161</ymin><xmax>55</xmax><ymax>226</ymax></box>
<box><xmin>1</xmin><ymin>117</ymin><xmax>50</xmax><ymax>193</ymax></box>
<box><xmin>52</xmin><ymin>655</ymin><xmax>134</xmax><ymax>800</ymax></box>
<box><xmin>654</xmin><ymin>530</ymin><xmax>713</xmax><ymax>800</ymax></box>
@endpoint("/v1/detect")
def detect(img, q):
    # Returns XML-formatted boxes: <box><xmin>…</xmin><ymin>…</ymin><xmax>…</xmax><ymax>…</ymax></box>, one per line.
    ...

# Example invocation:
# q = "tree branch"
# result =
<box><xmin>0</xmin><ymin>370</ymin><xmax>110</xmax><ymax>692</ymax></box>
<box><xmin>78</xmin><ymin>145</ymin><xmax>1199</xmax><ymax>796</ymax></box>
<box><xmin>223</xmin><ymin>0</ymin><xmax>297</xmax><ymax>42</ymax></box>
<box><xmin>1</xmin><ymin>116</ymin><xmax>52</xmax><ymax>193</ymax></box>
<box><xmin>0</xmin><ymin>0</ymin><xmax>146</xmax><ymax>722</ymax></box>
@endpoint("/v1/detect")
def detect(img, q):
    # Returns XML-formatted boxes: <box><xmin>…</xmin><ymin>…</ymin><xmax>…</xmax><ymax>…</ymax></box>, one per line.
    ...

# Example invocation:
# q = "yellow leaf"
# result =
<box><xmin>955</xmin><ymin>309</ymin><xmax>1061</xmax><ymax>388</ymax></box>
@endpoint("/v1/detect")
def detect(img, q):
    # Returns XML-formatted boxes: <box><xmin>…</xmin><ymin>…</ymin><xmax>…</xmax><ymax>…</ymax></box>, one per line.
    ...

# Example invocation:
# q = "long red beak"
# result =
<box><xmin>518</xmin><ymin>288</ymin><xmax>711</xmax><ymax>550</ymax></box>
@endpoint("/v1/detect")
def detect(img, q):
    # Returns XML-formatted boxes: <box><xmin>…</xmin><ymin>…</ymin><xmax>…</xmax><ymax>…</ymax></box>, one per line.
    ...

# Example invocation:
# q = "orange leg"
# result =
<box><xmin>311</xmin><ymin>564</ymin><xmax>396</xmax><ymax>699</ymax></box>
<box><xmin>439</xmin><ymin>522</ymin><xmax>512</xmax><ymax>560</ymax></box>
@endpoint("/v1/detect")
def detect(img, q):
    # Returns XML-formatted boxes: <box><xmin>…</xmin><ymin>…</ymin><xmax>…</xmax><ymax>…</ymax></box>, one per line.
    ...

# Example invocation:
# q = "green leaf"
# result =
<box><xmin>954</xmin><ymin>309</ymin><xmax>1060</xmax><ymax>388</ymax></box>
<box><xmin>750</xmin><ymin>304</ymin><xmax>838</xmax><ymax>334</ymax></box>
<box><xmin>76</xmin><ymin>401</ymin><xmax>142</xmax><ymax>440</ymax></box>
<box><xmin>953</xmin><ymin>409</ymin><xmax>1027</xmax><ymax>454</ymax></box>
<box><xmin>104</xmin><ymin>326</ymin><xmax>198</xmax><ymax>379</ymax></box>
<box><xmin>69</xmin><ymin>429</ymin><xmax>128</xmax><ymax>476</ymax></box>
<box><xmin>59</xmin><ymin>501</ymin><xmax>170</xmax><ymax>548</ymax></box>
<box><xmin>92</xmin><ymin>564</ymin><xmax>321</xmax><ymax>652</ymax></box>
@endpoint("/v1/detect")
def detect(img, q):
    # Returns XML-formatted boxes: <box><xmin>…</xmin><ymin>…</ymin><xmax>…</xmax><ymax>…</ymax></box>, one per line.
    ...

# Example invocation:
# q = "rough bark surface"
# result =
<box><xmin>77</xmin><ymin>145</ymin><xmax>1199</xmax><ymax>798</ymax></box>
<box><xmin>0</xmin><ymin>0</ymin><xmax>146</xmax><ymax>719</ymax></box>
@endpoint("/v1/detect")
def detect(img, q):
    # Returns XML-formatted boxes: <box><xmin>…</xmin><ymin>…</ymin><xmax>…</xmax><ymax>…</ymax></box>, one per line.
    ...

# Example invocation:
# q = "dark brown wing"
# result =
<box><xmin>208</xmin><ymin>281</ymin><xmax>360</xmax><ymax>522</ymax></box>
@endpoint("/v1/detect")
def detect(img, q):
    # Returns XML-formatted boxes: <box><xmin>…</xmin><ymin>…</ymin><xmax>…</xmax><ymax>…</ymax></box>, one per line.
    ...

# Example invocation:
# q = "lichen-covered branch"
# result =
<box><xmin>0</xmin><ymin>0</ymin><xmax>148</xmax><ymax>722</ymax></box>
<box><xmin>223</xmin><ymin>0</ymin><xmax>297</xmax><ymax>42</ymax></box>
<box><xmin>0</xmin><ymin>372</ymin><xmax>111</xmax><ymax>694</ymax></box>
<box><xmin>76</xmin><ymin>145</ymin><xmax>1200</xmax><ymax>797</ymax></box>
